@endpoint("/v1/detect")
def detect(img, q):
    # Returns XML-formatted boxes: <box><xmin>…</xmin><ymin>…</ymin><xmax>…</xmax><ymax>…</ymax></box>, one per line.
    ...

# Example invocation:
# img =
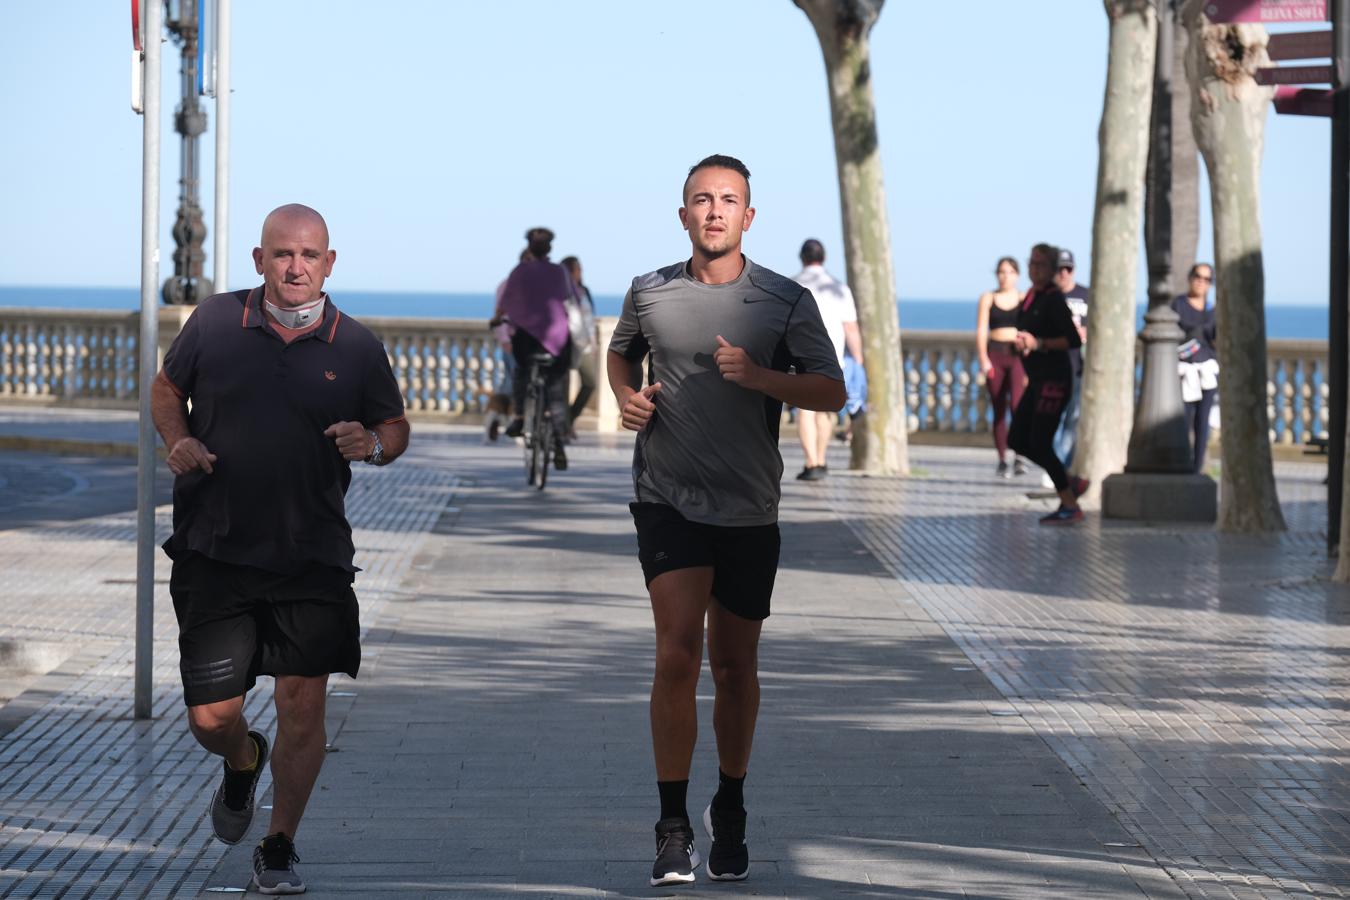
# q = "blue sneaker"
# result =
<box><xmin>1039</xmin><ymin>505</ymin><xmax>1084</xmax><ymax>526</ymax></box>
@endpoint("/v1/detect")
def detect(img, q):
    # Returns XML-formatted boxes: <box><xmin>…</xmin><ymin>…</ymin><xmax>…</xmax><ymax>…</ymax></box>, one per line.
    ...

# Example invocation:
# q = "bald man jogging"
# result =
<box><xmin>151</xmin><ymin>204</ymin><xmax>409</xmax><ymax>894</ymax></box>
<box><xmin>608</xmin><ymin>155</ymin><xmax>845</xmax><ymax>886</ymax></box>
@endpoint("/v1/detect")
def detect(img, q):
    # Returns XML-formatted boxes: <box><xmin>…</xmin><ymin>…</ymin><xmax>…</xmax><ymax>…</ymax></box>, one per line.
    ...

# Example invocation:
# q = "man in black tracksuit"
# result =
<box><xmin>1008</xmin><ymin>242</ymin><xmax>1087</xmax><ymax>525</ymax></box>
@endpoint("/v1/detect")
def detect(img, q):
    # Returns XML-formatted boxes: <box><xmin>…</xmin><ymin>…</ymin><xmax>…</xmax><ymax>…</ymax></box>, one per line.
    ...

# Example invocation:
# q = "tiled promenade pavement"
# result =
<box><xmin>0</xmin><ymin>411</ymin><xmax>1341</xmax><ymax>898</ymax></box>
<box><xmin>829</xmin><ymin>454</ymin><xmax>1349</xmax><ymax>898</ymax></box>
<box><xmin>0</xmin><ymin>439</ymin><xmax>459</xmax><ymax>898</ymax></box>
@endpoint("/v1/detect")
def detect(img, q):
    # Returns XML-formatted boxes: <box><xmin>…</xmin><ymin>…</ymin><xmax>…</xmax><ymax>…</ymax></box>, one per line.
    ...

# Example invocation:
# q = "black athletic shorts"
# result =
<box><xmin>630</xmin><ymin>502</ymin><xmax>781</xmax><ymax>621</ymax></box>
<box><xmin>170</xmin><ymin>553</ymin><xmax>361</xmax><ymax>707</ymax></box>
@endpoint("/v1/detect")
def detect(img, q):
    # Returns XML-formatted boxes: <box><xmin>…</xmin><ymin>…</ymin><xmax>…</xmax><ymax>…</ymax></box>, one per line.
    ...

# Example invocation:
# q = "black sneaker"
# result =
<box><xmin>996</xmin><ymin>461</ymin><xmax>1011</xmax><ymax>479</ymax></box>
<box><xmin>1013</xmin><ymin>458</ymin><xmax>1028</xmax><ymax>476</ymax></box>
<box><xmin>252</xmin><ymin>832</ymin><xmax>305</xmax><ymax>895</ymax></box>
<box><xmin>650</xmin><ymin>817</ymin><xmax>700</xmax><ymax>887</ymax></box>
<box><xmin>795</xmin><ymin>466</ymin><xmax>814</xmax><ymax>481</ymax></box>
<box><xmin>504</xmin><ymin>417</ymin><xmax>524</xmax><ymax>438</ymax></box>
<box><xmin>553</xmin><ymin>441</ymin><xmax>568</xmax><ymax>471</ymax></box>
<box><xmin>210</xmin><ymin>730</ymin><xmax>268</xmax><ymax>844</ymax></box>
<box><xmin>703</xmin><ymin>803</ymin><xmax>749</xmax><ymax>881</ymax></box>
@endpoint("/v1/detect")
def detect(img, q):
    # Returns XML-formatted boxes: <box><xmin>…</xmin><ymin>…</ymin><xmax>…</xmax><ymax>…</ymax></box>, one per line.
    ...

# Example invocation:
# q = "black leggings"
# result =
<box><xmin>1008</xmin><ymin>379</ymin><xmax>1071</xmax><ymax>491</ymax></box>
<box><xmin>511</xmin><ymin>331</ymin><xmax>571</xmax><ymax>433</ymax></box>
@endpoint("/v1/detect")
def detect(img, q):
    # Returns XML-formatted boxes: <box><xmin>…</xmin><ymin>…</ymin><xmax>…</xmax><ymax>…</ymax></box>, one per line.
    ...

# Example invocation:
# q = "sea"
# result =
<box><xmin>0</xmin><ymin>286</ymin><xmax>1332</xmax><ymax>340</ymax></box>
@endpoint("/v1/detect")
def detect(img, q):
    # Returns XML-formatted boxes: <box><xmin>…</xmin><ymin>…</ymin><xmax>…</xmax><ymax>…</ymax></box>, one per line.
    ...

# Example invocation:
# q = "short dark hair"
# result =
<box><xmin>800</xmin><ymin>239</ymin><xmax>825</xmax><ymax>265</ymax></box>
<box><xmin>1189</xmin><ymin>262</ymin><xmax>1213</xmax><ymax>278</ymax></box>
<box><xmin>683</xmin><ymin>154</ymin><xmax>751</xmax><ymax>204</ymax></box>
<box><xmin>1030</xmin><ymin>243</ymin><xmax>1059</xmax><ymax>265</ymax></box>
<box><xmin>525</xmin><ymin>227</ymin><xmax>554</xmax><ymax>258</ymax></box>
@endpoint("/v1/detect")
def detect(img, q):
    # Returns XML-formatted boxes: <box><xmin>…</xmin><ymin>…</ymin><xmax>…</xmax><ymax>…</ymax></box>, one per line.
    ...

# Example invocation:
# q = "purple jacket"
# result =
<box><xmin>498</xmin><ymin>259</ymin><xmax>574</xmax><ymax>357</ymax></box>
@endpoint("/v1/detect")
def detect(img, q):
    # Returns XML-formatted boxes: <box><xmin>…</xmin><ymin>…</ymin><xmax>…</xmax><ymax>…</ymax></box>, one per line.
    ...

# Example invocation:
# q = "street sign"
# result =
<box><xmin>1268</xmin><ymin>29</ymin><xmax>1335</xmax><ymax>58</ymax></box>
<box><xmin>1204</xmin><ymin>0</ymin><xmax>1328</xmax><ymax>21</ymax></box>
<box><xmin>1256</xmin><ymin>63</ymin><xmax>1335</xmax><ymax>83</ymax></box>
<box><xmin>131</xmin><ymin>0</ymin><xmax>141</xmax><ymax>51</ymax></box>
<box><xmin>1275</xmin><ymin>85</ymin><xmax>1335</xmax><ymax>114</ymax></box>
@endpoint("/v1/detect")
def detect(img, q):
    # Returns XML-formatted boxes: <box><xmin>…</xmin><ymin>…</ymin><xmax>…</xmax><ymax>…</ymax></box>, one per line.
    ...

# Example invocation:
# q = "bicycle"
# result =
<box><xmin>521</xmin><ymin>352</ymin><xmax>559</xmax><ymax>490</ymax></box>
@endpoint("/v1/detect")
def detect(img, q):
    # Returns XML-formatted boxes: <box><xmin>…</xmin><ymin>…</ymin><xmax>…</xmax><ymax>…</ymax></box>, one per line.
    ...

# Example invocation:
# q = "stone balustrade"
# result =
<box><xmin>0</xmin><ymin>308</ymin><xmax>1330</xmax><ymax>447</ymax></box>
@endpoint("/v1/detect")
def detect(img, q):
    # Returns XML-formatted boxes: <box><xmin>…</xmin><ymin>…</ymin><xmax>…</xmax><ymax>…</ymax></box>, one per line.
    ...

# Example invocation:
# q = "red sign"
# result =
<box><xmin>131</xmin><ymin>0</ymin><xmax>141</xmax><ymax>51</ymax></box>
<box><xmin>1256</xmin><ymin>63</ymin><xmax>1334</xmax><ymax>84</ymax></box>
<box><xmin>1268</xmin><ymin>30</ymin><xmax>1334</xmax><ymax>60</ymax></box>
<box><xmin>1203</xmin><ymin>0</ymin><xmax>1328</xmax><ymax>21</ymax></box>
<box><xmin>1274</xmin><ymin>86</ymin><xmax>1334</xmax><ymax>116</ymax></box>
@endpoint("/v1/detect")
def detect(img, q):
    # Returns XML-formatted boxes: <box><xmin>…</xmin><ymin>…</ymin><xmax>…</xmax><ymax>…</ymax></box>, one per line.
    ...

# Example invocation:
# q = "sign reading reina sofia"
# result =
<box><xmin>1204</xmin><ymin>0</ymin><xmax>1329</xmax><ymax>21</ymax></box>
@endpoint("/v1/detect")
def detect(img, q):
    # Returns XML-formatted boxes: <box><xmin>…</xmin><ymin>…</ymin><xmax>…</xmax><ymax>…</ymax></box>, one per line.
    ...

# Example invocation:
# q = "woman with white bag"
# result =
<box><xmin>1173</xmin><ymin>263</ymin><xmax>1218</xmax><ymax>473</ymax></box>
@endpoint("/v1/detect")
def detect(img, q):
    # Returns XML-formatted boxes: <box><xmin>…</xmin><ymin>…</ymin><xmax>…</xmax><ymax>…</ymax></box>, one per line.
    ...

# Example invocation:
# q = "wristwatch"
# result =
<box><xmin>363</xmin><ymin>429</ymin><xmax>384</xmax><ymax>466</ymax></box>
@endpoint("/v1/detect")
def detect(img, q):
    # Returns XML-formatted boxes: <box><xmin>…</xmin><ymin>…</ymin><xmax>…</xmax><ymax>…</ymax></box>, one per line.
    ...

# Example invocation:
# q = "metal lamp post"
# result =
<box><xmin>163</xmin><ymin>0</ymin><xmax>212</xmax><ymax>306</ymax></box>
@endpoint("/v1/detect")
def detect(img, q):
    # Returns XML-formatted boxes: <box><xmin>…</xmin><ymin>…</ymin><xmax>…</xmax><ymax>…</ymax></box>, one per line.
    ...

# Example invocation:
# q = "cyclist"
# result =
<box><xmin>500</xmin><ymin>227</ymin><xmax>574</xmax><ymax>470</ymax></box>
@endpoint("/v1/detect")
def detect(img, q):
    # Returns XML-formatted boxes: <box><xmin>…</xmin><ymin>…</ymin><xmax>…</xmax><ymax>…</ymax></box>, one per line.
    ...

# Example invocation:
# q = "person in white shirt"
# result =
<box><xmin>791</xmin><ymin>240</ymin><xmax>863</xmax><ymax>481</ymax></box>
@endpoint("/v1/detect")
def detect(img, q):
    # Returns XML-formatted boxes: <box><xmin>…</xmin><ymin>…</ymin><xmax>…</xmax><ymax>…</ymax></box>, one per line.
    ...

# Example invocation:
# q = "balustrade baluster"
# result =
<box><xmin>0</xmin><ymin>321</ymin><xmax>11</xmax><ymax>396</ymax></box>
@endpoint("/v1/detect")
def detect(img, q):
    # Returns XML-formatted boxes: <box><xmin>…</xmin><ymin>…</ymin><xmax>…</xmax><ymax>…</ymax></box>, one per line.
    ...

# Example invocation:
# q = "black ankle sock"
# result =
<box><xmin>226</xmin><ymin>733</ymin><xmax>259</xmax><ymax>774</ymax></box>
<box><xmin>657</xmin><ymin>779</ymin><xmax>689</xmax><ymax>822</ymax></box>
<box><xmin>712</xmin><ymin>769</ymin><xmax>746</xmax><ymax>811</ymax></box>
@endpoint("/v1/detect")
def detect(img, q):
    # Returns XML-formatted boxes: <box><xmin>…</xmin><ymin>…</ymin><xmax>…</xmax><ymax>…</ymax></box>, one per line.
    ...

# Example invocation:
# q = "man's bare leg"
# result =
<box><xmin>797</xmin><ymin>411</ymin><xmax>822</xmax><ymax>469</ymax></box>
<box><xmin>706</xmin><ymin>599</ymin><xmax>763</xmax><ymax>778</ymax></box>
<box><xmin>187</xmin><ymin>696</ymin><xmax>254</xmax><ymax>770</ymax></box>
<box><xmin>267</xmin><ymin>674</ymin><xmax>329</xmax><ymax>839</ymax></box>
<box><xmin>813</xmin><ymin>411</ymin><xmax>832</xmax><ymax>471</ymax></box>
<box><xmin>649</xmin><ymin>568</ymin><xmax>713</xmax><ymax>780</ymax></box>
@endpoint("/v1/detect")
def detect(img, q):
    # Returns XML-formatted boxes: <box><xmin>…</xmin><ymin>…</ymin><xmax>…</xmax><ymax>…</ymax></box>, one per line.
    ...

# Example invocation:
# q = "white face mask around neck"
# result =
<box><xmin>264</xmin><ymin>294</ymin><xmax>326</xmax><ymax>329</ymax></box>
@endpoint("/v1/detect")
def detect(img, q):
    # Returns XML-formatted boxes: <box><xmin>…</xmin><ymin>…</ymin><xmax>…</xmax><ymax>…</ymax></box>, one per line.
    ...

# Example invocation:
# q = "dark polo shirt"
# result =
<box><xmin>161</xmin><ymin>287</ymin><xmax>406</xmax><ymax>575</ymax></box>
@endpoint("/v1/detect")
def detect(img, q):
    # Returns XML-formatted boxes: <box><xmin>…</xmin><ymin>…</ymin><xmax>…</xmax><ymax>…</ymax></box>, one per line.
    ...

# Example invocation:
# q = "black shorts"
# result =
<box><xmin>170</xmin><ymin>553</ymin><xmax>362</xmax><ymax>707</ymax></box>
<box><xmin>630</xmin><ymin>502</ymin><xmax>780</xmax><ymax>621</ymax></box>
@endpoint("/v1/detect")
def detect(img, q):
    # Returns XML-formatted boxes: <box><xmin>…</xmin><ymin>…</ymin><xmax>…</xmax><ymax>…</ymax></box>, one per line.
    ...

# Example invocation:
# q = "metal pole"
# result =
<box><xmin>1331</xmin><ymin>0</ymin><xmax>1349</xmax><ymax>552</ymax></box>
<box><xmin>136</xmin><ymin>0</ymin><xmax>163</xmax><ymax>720</ymax></box>
<box><xmin>213</xmin><ymin>0</ymin><xmax>230</xmax><ymax>291</ymax></box>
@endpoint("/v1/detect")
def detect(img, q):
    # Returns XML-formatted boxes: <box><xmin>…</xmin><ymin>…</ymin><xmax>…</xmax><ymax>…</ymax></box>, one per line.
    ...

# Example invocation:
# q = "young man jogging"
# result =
<box><xmin>607</xmin><ymin>155</ymin><xmax>845</xmax><ymax>886</ymax></box>
<box><xmin>151</xmin><ymin>204</ymin><xmax>409</xmax><ymax>894</ymax></box>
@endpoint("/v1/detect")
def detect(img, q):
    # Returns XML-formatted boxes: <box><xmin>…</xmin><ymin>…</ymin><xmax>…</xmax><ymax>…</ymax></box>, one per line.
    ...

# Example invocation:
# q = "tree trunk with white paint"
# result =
<box><xmin>1075</xmin><ymin>0</ymin><xmax>1157</xmax><ymax>498</ymax></box>
<box><xmin>794</xmin><ymin>0</ymin><xmax>908</xmax><ymax>475</ymax></box>
<box><xmin>1181</xmin><ymin>0</ymin><xmax>1284</xmax><ymax>533</ymax></box>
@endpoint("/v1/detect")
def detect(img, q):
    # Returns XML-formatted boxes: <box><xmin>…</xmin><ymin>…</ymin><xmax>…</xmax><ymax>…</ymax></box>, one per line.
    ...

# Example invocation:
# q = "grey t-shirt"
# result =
<box><xmin>608</xmin><ymin>256</ymin><xmax>843</xmax><ymax>527</ymax></box>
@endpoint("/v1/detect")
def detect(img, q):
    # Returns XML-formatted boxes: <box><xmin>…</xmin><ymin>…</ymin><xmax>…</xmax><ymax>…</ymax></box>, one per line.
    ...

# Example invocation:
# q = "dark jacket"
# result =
<box><xmin>1016</xmin><ymin>286</ymin><xmax>1082</xmax><ymax>383</ymax></box>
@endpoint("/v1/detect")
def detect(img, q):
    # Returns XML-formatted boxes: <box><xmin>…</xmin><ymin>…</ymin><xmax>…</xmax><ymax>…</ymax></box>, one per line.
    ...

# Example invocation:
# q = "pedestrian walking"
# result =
<box><xmin>1173</xmin><ymin>262</ymin><xmax>1218</xmax><ymax>473</ymax></box>
<box><xmin>1048</xmin><ymin>248</ymin><xmax>1090</xmax><ymax>483</ymax></box>
<box><xmin>792</xmin><ymin>238</ymin><xmax>863</xmax><ymax>481</ymax></box>
<box><xmin>150</xmin><ymin>204</ymin><xmax>409</xmax><ymax>895</ymax></box>
<box><xmin>976</xmin><ymin>256</ymin><xmax>1030</xmax><ymax>478</ymax></box>
<box><xmin>1008</xmin><ymin>242</ymin><xmax>1088</xmax><ymax>525</ymax></box>
<box><xmin>485</xmin><ymin>249</ymin><xmax>532</xmax><ymax>443</ymax></box>
<box><xmin>561</xmin><ymin>255</ymin><xmax>598</xmax><ymax>437</ymax></box>
<box><xmin>607</xmin><ymin>154</ymin><xmax>845</xmax><ymax>886</ymax></box>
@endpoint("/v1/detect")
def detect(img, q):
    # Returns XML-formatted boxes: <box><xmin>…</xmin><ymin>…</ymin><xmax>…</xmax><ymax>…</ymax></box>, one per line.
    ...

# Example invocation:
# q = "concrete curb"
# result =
<box><xmin>0</xmin><ymin>435</ymin><xmax>156</xmax><ymax>459</ymax></box>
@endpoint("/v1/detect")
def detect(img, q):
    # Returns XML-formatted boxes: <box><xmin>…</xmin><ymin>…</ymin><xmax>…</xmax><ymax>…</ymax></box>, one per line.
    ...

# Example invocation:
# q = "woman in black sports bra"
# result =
<box><xmin>976</xmin><ymin>257</ymin><xmax>1029</xmax><ymax>478</ymax></box>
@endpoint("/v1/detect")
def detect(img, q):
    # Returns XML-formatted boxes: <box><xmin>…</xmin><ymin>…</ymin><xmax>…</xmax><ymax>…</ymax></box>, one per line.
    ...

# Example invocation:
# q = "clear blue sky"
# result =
<box><xmin>0</xmin><ymin>1</ymin><xmax>1329</xmax><ymax>305</ymax></box>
